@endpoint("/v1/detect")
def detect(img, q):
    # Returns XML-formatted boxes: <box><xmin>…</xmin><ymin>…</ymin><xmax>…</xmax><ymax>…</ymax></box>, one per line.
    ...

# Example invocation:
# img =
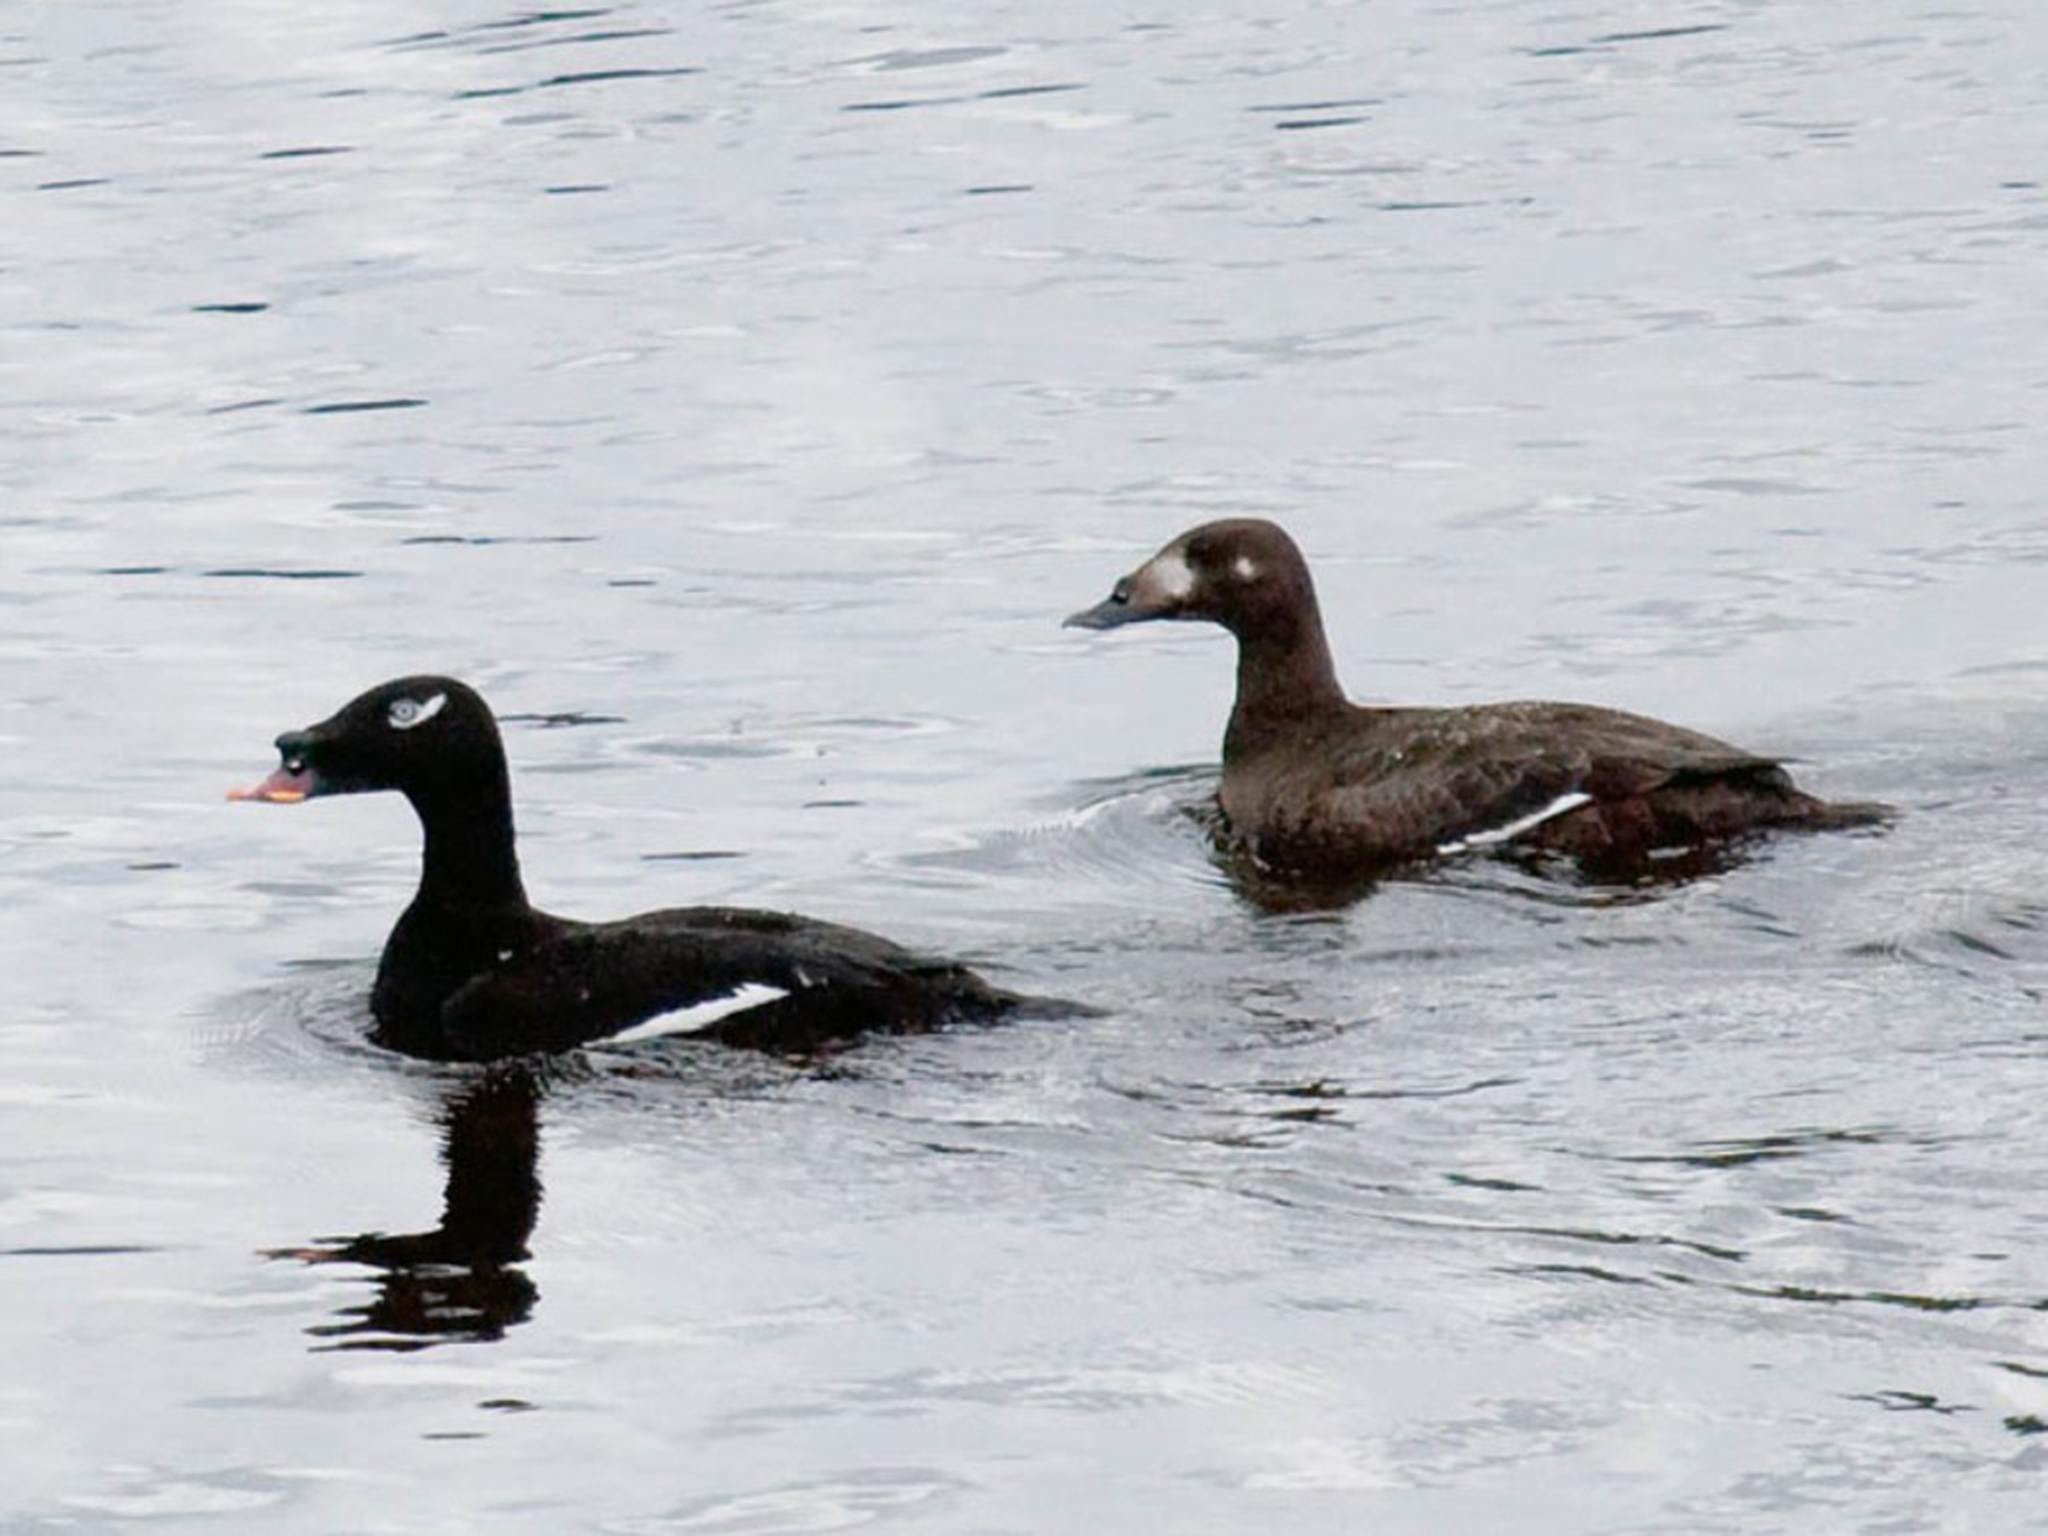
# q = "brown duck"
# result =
<box><xmin>1067</xmin><ymin>519</ymin><xmax>1885</xmax><ymax>882</ymax></box>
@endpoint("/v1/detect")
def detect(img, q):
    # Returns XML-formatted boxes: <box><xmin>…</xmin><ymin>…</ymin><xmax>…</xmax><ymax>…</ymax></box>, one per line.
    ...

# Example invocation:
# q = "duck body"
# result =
<box><xmin>375</xmin><ymin>899</ymin><xmax>1011</xmax><ymax>1061</ymax></box>
<box><xmin>1068</xmin><ymin>519</ymin><xmax>1884</xmax><ymax>883</ymax></box>
<box><xmin>233</xmin><ymin>676</ymin><xmax>1018</xmax><ymax>1062</ymax></box>
<box><xmin>1218</xmin><ymin>696</ymin><xmax>1862</xmax><ymax>880</ymax></box>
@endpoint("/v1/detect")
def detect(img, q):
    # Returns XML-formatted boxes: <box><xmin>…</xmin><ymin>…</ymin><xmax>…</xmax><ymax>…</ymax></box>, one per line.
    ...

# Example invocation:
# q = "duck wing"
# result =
<box><xmin>437</xmin><ymin>905</ymin><xmax>1009</xmax><ymax>1060</ymax></box>
<box><xmin>1233</xmin><ymin>702</ymin><xmax>1793</xmax><ymax>869</ymax></box>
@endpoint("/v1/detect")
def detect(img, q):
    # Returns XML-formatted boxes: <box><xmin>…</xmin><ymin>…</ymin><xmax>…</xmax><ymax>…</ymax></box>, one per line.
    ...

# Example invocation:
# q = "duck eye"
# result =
<box><xmin>387</xmin><ymin>692</ymin><xmax>448</xmax><ymax>731</ymax></box>
<box><xmin>1111</xmin><ymin>578</ymin><xmax>1133</xmax><ymax>605</ymax></box>
<box><xmin>284</xmin><ymin>754</ymin><xmax>306</xmax><ymax>774</ymax></box>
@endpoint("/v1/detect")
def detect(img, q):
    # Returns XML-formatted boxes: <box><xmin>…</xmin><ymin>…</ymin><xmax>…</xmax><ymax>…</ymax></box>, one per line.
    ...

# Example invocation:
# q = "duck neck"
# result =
<box><xmin>1224</xmin><ymin>600</ymin><xmax>1347</xmax><ymax>757</ymax></box>
<box><xmin>410</xmin><ymin>764</ymin><xmax>529</xmax><ymax>916</ymax></box>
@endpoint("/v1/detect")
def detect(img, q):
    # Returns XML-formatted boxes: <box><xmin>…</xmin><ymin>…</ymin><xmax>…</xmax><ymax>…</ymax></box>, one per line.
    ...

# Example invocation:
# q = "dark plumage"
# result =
<box><xmin>231</xmin><ymin>676</ymin><xmax>1022</xmax><ymax>1061</ymax></box>
<box><xmin>1067</xmin><ymin>518</ymin><xmax>1886</xmax><ymax>883</ymax></box>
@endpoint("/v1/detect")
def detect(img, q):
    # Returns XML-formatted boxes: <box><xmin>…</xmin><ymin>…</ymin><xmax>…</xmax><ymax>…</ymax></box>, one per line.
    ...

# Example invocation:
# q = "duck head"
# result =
<box><xmin>1063</xmin><ymin>518</ymin><xmax>1316</xmax><ymax>639</ymax></box>
<box><xmin>230</xmin><ymin>675</ymin><xmax>502</xmax><ymax>807</ymax></box>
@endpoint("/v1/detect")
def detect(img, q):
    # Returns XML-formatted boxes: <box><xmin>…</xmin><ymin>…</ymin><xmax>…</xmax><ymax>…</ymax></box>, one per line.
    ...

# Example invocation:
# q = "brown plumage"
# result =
<box><xmin>1067</xmin><ymin>518</ymin><xmax>1886</xmax><ymax>883</ymax></box>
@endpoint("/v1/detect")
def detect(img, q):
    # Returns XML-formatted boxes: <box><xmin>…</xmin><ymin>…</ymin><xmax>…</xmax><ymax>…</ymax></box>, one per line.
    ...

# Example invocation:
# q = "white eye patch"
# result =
<box><xmin>1231</xmin><ymin>554</ymin><xmax>1261</xmax><ymax>582</ymax></box>
<box><xmin>387</xmin><ymin>692</ymin><xmax>448</xmax><ymax>731</ymax></box>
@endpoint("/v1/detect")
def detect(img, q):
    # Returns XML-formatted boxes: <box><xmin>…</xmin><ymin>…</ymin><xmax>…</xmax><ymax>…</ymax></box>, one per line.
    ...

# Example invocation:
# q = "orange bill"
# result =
<box><xmin>227</xmin><ymin>764</ymin><xmax>315</xmax><ymax>803</ymax></box>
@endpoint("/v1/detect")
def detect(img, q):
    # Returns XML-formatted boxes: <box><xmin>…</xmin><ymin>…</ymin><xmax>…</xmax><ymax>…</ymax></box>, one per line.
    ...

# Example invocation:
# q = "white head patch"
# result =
<box><xmin>1148</xmin><ymin>548</ymin><xmax>1196</xmax><ymax>602</ymax></box>
<box><xmin>387</xmin><ymin>691</ymin><xmax>448</xmax><ymax>731</ymax></box>
<box><xmin>1231</xmin><ymin>554</ymin><xmax>1260</xmax><ymax>582</ymax></box>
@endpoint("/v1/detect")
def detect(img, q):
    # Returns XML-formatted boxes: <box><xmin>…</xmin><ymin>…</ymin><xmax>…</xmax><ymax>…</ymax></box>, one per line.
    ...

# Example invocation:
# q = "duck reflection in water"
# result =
<box><xmin>272</xmin><ymin>1064</ymin><xmax>543</xmax><ymax>1351</ymax></box>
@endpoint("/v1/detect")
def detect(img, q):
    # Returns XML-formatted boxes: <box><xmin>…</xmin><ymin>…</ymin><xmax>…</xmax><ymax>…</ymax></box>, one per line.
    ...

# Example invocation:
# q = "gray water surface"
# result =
<box><xmin>5</xmin><ymin>1</ymin><xmax>2048</xmax><ymax>1530</ymax></box>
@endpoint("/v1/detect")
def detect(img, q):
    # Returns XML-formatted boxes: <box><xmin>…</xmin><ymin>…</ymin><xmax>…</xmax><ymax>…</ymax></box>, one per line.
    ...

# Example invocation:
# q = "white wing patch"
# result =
<box><xmin>605</xmin><ymin>982</ymin><xmax>789</xmax><ymax>1045</ymax></box>
<box><xmin>388</xmin><ymin>691</ymin><xmax>448</xmax><ymax>731</ymax></box>
<box><xmin>1437</xmin><ymin>791</ymin><xmax>1594</xmax><ymax>856</ymax></box>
